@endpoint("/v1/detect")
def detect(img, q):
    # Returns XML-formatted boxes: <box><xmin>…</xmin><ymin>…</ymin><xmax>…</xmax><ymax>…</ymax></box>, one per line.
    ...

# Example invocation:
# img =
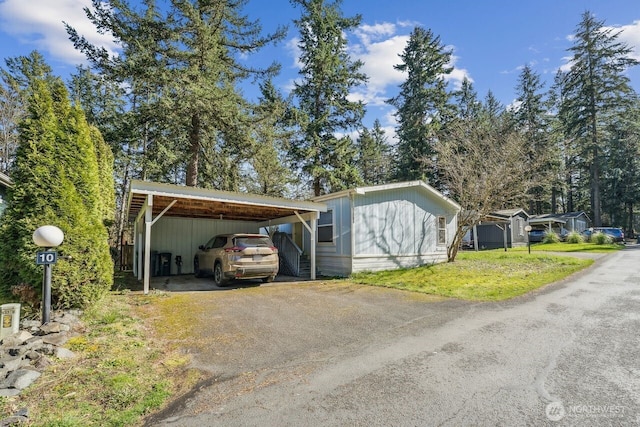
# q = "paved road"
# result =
<box><xmin>146</xmin><ymin>246</ymin><xmax>640</xmax><ymax>426</ymax></box>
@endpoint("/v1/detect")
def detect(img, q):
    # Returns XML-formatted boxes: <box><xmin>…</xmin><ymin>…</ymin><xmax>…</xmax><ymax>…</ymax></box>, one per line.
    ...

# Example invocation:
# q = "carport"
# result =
<box><xmin>126</xmin><ymin>180</ymin><xmax>327</xmax><ymax>294</ymax></box>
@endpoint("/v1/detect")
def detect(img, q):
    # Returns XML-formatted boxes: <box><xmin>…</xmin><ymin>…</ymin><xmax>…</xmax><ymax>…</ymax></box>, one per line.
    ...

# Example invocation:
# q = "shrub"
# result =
<box><xmin>0</xmin><ymin>75</ymin><xmax>113</xmax><ymax>309</ymax></box>
<box><xmin>542</xmin><ymin>231</ymin><xmax>561</xmax><ymax>244</ymax></box>
<box><xmin>591</xmin><ymin>232</ymin><xmax>612</xmax><ymax>245</ymax></box>
<box><xmin>565</xmin><ymin>231</ymin><xmax>584</xmax><ymax>244</ymax></box>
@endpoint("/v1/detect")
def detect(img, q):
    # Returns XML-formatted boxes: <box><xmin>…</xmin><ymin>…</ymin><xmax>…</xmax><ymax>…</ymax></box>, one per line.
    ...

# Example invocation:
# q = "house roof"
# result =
<box><xmin>126</xmin><ymin>180</ymin><xmax>326</xmax><ymax>222</ymax></box>
<box><xmin>489</xmin><ymin>208</ymin><xmax>529</xmax><ymax>219</ymax></box>
<box><xmin>559</xmin><ymin>211</ymin><xmax>590</xmax><ymax>221</ymax></box>
<box><xmin>528</xmin><ymin>215</ymin><xmax>566</xmax><ymax>225</ymax></box>
<box><xmin>310</xmin><ymin>180</ymin><xmax>461</xmax><ymax>211</ymax></box>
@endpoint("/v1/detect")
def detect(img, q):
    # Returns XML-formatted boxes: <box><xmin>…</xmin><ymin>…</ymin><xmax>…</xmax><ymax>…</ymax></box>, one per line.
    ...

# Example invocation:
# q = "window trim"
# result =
<box><xmin>317</xmin><ymin>209</ymin><xmax>334</xmax><ymax>244</ymax></box>
<box><xmin>437</xmin><ymin>216</ymin><xmax>447</xmax><ymax>246</ymax></box>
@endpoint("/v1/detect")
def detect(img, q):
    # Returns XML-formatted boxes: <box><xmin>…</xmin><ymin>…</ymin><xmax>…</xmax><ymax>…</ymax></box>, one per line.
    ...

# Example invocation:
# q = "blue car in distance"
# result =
<box><xmin>582</xmin><ymin>227</ymin><xmax>625</xmax><ymax>243</ymax></box>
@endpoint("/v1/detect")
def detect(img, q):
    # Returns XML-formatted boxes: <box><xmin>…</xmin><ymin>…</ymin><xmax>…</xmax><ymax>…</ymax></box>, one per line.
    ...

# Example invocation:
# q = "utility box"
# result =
<box><xmin>0</xmin><ymin>303</ymin><xmax>20</xmax><ymax>338</ymax></box>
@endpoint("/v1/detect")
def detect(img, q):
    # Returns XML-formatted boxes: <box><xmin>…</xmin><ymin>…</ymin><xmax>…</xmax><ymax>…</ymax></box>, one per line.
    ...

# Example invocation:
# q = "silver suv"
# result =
<box><xmin>194</xmin><ymin>234</ymin><xmax>279</xmax><ymax>286</ymax></box>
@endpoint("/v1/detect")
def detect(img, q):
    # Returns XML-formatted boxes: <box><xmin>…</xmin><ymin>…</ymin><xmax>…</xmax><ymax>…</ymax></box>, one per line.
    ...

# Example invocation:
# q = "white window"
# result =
<box><xmin>318</xmin><ymin>210</ymin><xmax>333</xmax><ymax>243</ymax></box>
<box><xmin>437</xmin><ymin>216</ymin><xmax>447</xmax><ymax>245</ymax></box>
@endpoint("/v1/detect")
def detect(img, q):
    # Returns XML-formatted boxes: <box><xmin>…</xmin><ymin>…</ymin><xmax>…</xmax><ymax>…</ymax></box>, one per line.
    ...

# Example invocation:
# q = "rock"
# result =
<box><xmin>23</xmin><ymin>337</ymin><xmax>43</xmax><ymax>352</ymax></box>
<box><xmin>13</xmin><ymin>331</ymin><xmax>33</xmax><ymax>344</ymax></box>
<box><xmin>0</xmin><ymin>407</ymin><xmax>28</xmax><ymax>424</ymax></box>
<box><xmin>42</xmin><ymin>332</ymin><xmax>68</xmax><ymax>347</ymax></box>
<box><xmin>20</xmin><ymin>320</ymin><xmax>39</xmax><ymax>331</ymax></box>
<box><xmin>0</xmin><ymin>337</ymin><xmax>22</xmax><ymax>348</ymax></box>
<box><xmin>0</xmin><ymin>356</ymin><xmax>25</xmax><ymax>372</ymax></box>
<box><xmin>54</xmin><ymin>347</ymin><xmax>75</xmax><ymax>360</ymax></box>
<box><xmin>39</xmin><ymin>323</ymin><xmax>61</xmax><ymax>335</ymax></box>
<box><xmin>37</xmin><ymin>344</ymin><xmax>55</xmax><ymax>356</ymax></box>
<box><xmin>2</xmin><ymin>369</ymin><xmax>40</xmax><ymax>390</ymax></box>
<box><xmin>0</xmin><ymin>388</ymin><xmax>21</xmax><ymax>398</ymax></box>
<box><xmin>33</xmin><ymin>356</ymin><xmax>51</xmax><ymax>370</ymax></box>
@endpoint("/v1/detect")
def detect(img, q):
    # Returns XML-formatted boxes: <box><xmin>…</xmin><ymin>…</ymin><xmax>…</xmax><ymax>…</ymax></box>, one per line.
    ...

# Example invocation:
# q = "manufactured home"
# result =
<box><xmin>305</xmin><ymin>181</ymin><xmax>461</xmax><ymax>276</ymax></box>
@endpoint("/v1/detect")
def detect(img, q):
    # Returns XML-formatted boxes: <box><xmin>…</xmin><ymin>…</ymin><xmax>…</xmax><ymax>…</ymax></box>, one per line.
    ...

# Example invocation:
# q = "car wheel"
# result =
<box><xmin>262</xmin><ymin>275</ymin><xmax>275</xmax><ymax>283</ymax></box>
<box><xmin>193</xmin><ymin>257</ymin><xmax>203</xmax><ymax>278</ymax></box>
<box><xmin>213</xmin><ymin>262</ymin><xmax>227</xmax><ymax>287</ymax></box>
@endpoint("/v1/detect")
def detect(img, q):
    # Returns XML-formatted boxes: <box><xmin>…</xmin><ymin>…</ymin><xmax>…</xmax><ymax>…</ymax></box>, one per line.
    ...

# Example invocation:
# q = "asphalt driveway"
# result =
<box><xmin>145</xmin><ymin>246</ymin><xmax>640</xmax><ymax>426</ymax></box>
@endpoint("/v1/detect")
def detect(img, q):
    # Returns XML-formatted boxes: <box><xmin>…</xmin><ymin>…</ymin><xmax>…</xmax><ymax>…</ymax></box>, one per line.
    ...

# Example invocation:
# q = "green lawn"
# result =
<box><xmin>512</xmin><ymin>241</ymin><xmax>624</xmax><ymax>253</ymax></box>
<box><xmin>350</xmin><ymin>250</ymin><xmax>597</xmax><ymax>301</ymax></box>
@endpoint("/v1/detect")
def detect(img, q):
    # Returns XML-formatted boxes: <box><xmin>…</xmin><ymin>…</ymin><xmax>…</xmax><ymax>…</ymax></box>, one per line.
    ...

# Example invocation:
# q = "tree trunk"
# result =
<box><xmin>186</xmin><ymin>113</ymin><xmax>201</xmax><ymax>187</ymax></box>
<box><xmin>591</xmin><ymin>147</ymin><xmax>601</xmax><ymax>226</ymax></box>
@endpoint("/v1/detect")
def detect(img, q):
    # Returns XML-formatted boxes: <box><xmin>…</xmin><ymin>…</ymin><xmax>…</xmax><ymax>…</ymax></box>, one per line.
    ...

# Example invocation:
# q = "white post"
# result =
<box><xmin>310</xmin><ymin>216</ymin><xmax>317</xmax><ymax>280</ymax></box>
<box><xmin>143</xmin><ymin>194</ymin><xmax>153</xmax><ymax>294</ymax></box>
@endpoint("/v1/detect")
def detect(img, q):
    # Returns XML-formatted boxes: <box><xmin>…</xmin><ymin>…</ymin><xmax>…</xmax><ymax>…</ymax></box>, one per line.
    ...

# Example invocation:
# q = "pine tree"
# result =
<box><xmin>387</xmin><ymin>26</ymin><xmax>453</xmax><ymax>187</ymax></box>
<box><xmin>601</xmin><ymin>100</ymin><xmax>640</xmax><ymax>230</ymax></box>
<box><xmin>290</xmin><ymin>0</ymin><xmax>367</xmax><ymax>196</ymax></box>
<box><xmin>558</xmin><ymin>11</ymin><xmax>639</xmax><ymax>226</ymax></box>
<box><xmin>513</xmin><ymin>65</ymin><xmax>556</xmax><ymax>214</ymax></box>
<box><xmin>244</xmin><ymin>80</ymin><xmax>295</xmax><ymax>197</ymax></box>
<box><xmin>0</xmin><ymin>74</ymin><xmax>113</xmax><ymax>308</ymax></box>
<box><xmin>356</xmin><ymin>119</ymin><xmax>393</xmax><ymax>185</ymax></box>
<box><xmin>67</xmin><ymin>0</ymin><xmax>285</xmax><ymax>188</ymax></box>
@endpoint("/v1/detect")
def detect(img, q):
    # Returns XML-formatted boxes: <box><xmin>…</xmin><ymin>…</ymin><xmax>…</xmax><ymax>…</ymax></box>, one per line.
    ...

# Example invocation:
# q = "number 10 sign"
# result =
<box><xmin>36</xmin><ymin>251</ymin><xmax>57</xmax><ymax>265</ymax></box>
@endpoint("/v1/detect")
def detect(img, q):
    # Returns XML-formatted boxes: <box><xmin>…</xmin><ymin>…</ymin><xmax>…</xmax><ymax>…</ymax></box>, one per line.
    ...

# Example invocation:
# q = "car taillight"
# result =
<box><xmin>225</xmin><ymin>246</ymin><xmax>243</xmax><ymax>253</ymax></box>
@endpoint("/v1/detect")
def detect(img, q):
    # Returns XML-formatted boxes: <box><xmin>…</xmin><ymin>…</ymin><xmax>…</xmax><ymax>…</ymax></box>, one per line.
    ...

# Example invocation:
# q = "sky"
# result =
<box><xmin>0</xmin><ymin>0</ymin><xmax>639</xmax><ymax>141</ymax></box>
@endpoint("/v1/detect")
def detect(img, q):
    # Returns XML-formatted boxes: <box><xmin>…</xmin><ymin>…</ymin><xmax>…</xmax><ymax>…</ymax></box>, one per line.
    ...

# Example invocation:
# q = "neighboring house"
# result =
<box><xmin>306</xmin><ymin>181</ymin><xmax>461</xmax><ymax>276</ymax></box>
<box><xmin>530</xmin><ymin>211</ymin><xmax>590</xmax><ymax>235</ymax></box>
<box><xmin>469</xmin><ymin>208</ymin><xmax>530</xmax><ymax>250</ymax></box>
<box><xmin>0</xmin><ymin>171</ymin><xmax>12</xmax><ymax>217</ymax></box>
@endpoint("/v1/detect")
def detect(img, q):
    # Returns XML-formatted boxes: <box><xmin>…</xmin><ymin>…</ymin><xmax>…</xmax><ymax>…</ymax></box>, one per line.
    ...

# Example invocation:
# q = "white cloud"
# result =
<box><xmin>354</xmin><ymin>22</ymin><xmax>396</xmax><ymax>46</ymax></box>
<box><xmin>613</xmin><ymin>19</ymin><xmax>640</xmax><ymax>61</ymax></box>
<box><xmin>0</xmin><ymin>0</ymin><xmax>118</xmax><ymax>64</ymax></box>
<box><xmin>350</xmin><ymin>34</ymin><xmax>409</xmax><ymax>106</ymax></box>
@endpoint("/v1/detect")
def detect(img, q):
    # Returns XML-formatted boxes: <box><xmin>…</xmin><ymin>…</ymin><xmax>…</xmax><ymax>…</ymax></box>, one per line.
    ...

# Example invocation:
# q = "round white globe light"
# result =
<box><xmin>33</xmin><ymin>225</ymin><xmax>64</xmax><ymax>248</ymax></box>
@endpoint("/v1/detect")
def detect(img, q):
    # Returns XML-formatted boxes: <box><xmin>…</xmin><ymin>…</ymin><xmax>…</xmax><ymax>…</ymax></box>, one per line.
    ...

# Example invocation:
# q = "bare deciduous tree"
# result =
<box><xmin>434</xmin><ymin>121</ymin><xmax>535</xmax><ymax>261</ymax></box>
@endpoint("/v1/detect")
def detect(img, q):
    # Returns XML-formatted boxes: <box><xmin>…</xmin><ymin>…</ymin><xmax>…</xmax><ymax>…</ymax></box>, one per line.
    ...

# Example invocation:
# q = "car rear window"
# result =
<box><xmin>234</xmin><ymin>236</ymin><xmax>273</xmax><ymax>248</ymax></box>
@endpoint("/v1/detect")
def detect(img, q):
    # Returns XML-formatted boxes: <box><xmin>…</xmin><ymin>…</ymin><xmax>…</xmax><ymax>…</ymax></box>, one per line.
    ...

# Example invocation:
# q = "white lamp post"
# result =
<box><xmin>33</xmin><ymin>225</ymin><xmax>64</xmax><ymax>324</ymax></box>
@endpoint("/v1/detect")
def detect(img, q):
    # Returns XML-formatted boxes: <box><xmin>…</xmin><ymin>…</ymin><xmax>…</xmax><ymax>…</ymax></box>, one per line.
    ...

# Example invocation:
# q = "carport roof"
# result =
<box><xmin>126</xmin><ymin>180</ymin><xmax>326</xmax><ymax>222</ymax></box>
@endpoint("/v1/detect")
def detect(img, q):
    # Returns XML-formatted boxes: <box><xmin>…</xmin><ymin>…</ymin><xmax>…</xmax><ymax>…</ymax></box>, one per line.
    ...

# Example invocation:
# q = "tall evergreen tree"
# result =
<box><xmin>356</xmin><ymin>119</ymin><xmax>393</xmax><ymax>185</ymax></box>
<box><xmin>0</xmin><ymin>75</ymin><xmax>113</xmax><ymax>308</ymax></box>
<box><xmin>513</xmin><ymin>64</ymin><xmax>556</xmax><ymax>214</ymax></box>
<box><xmin>387</xmin><ymin>26</ymin><xmax>453</xmax><ymax>187</ymax></box>
<box><xmin>0</xmin><ymin>51</ymin><xmax>55</xmax><ymax>172</ymax></box>
<box><xmin>452</xmin><ymin>77</ymin><xmax>481</xmax><ymax>121</ymax></box>
<box><xmin>558</xmin><ymin>11</ymin><xmax>639</xmax><ymax>226</ymax></box>
<box><xmin>601</xmin><ymin>100</ymin><xmax>640</xmax><ymax>230</ymax></box>
<box><xmin>289</xmin><ymin>0</ymin><xmax>367</xmax><ymax>196</ymax></box>
<box><xmin>69</xmin><ymin>66</ymin><xmax>129</xmax><ymax>253</ymax></box>
<box><xmin>67</xmin><ymin>0</ymin><xmax>285</xmax><ymax>188</ymax></box>
<box><xmin>244</xmin><ymin>80</ymin><xmax>295</xmax><ymax>197</ymax></box>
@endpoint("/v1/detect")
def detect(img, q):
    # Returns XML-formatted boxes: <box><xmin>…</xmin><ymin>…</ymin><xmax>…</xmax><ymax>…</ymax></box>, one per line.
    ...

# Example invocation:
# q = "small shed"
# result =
<box><xmin>471</xmin><ymin>208</ymin><xmax>530</xmax><ymax>250</ymax></box>
<box><xmin>306</xmin><ymin>181</ymin><xmax>461</xmax><ymax>276</ymax></box>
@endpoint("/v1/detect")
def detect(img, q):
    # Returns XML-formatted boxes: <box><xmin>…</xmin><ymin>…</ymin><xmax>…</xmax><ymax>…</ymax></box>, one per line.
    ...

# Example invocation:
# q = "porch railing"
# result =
<box><xmin>273</xmin><ymin>232</ymin><xmax>303</xmax><ymax>277</ymax></box>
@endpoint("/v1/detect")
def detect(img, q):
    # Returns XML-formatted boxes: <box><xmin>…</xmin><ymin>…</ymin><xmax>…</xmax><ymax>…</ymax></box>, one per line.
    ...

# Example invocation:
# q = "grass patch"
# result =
<box><xmin>350</xmin><ymin>251</ymin><xmax>594</xmax><ymax>301</ymax></box>
<box><xmin>0</xmin><ymin>288</ymin><xmax>203</xmax><ymax>426</ymax></box>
